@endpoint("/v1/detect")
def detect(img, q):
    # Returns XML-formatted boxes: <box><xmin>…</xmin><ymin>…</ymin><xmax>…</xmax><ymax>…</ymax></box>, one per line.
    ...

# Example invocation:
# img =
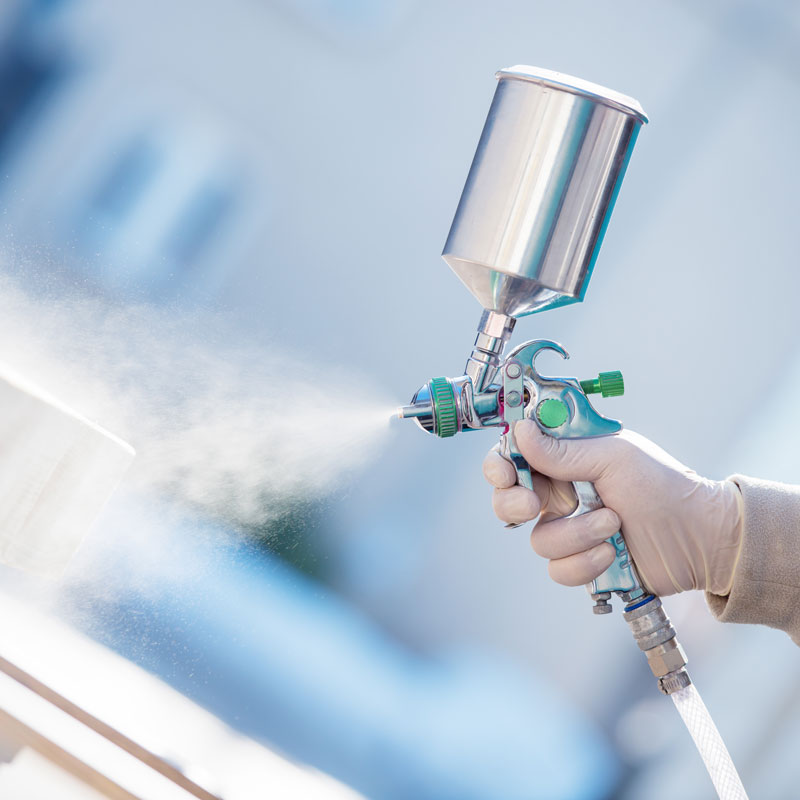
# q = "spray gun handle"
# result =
<box><xmin>499</xmin><ymin>339</ymin><xmax>646</xmax><ymax>611</ymax></box>
<box><xmin>499</xmin><ymin>431</ymin><xmax>639</xmax><ymax>598</ymax></box>
<box><xmin>567</xmin><ymin>481</ymin><xmax>642</xmax><ymax>609</ymax></box>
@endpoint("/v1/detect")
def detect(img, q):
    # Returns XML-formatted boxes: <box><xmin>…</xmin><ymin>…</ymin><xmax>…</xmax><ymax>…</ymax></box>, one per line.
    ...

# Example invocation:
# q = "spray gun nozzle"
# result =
<box><xmin>398</xmin><ymin>378</ymin><xmax>462</xmax><ymax>437</ymax></box>
<box><xmin>396</xmin><ymin>403</ymin><xmax>432</xmax><ymax>420</ymax></box>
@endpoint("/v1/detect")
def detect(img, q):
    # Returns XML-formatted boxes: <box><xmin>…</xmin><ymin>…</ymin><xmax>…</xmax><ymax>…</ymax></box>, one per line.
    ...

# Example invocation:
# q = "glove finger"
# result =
<box><xmin>547</xmin><ymin>541</ymin><xmax>616</xmax><ymax>587</ymax></box>
<box><xmin>532</xmin><ymin>473</ymin><xmax>579</xmax><ymax>520</ymax></box>
<box><xmin>530</xmin><ymin>508</ymin><xmax>620</xmax><ymax>560</ymax></box>
<box><xmin>492</xmin><ymin>485</ymin><xmax>541</xmax><ymax>525</ymax></box>
<box><xmin>483</xmin><ymin>449</ymin><xmax>517</xmax><ymax>489</ymax></box>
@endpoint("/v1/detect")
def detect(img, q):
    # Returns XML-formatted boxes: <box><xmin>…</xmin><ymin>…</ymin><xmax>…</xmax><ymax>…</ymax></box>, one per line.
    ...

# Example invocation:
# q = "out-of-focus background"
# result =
<box><xmin>0</xmin><ymin>0</ymin><xmax>799</xmax><ymax>798</ymax></box>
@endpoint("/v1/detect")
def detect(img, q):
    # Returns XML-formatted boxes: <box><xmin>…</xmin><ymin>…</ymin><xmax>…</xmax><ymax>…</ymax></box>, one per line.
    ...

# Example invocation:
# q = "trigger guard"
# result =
<box><xmin>505</xmin><ymin>339</ymin><xmax>569</xmax><ymax>385</ymax></box>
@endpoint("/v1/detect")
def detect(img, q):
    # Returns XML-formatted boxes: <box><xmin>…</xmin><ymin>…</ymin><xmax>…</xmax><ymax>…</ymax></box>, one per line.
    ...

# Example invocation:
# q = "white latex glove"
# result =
<box><xmin>483</xmin><ymin>419</ymin><xmax>743</xmax><ymax>597</ymax></box>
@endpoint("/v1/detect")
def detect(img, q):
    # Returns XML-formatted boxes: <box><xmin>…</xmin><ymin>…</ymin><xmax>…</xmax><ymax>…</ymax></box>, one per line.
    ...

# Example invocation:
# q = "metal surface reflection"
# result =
<box><xmin>443</xmin><ymin>65</ymin><xmax>647</xmax><ymax>316</ymax></box>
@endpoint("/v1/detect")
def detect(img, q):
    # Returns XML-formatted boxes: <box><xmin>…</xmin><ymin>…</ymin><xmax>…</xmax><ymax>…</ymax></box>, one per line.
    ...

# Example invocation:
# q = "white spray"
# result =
<box><xmin>0</xmin><ymin>270</ymin><xmax>395</xmax><ymax>528</ymax></box>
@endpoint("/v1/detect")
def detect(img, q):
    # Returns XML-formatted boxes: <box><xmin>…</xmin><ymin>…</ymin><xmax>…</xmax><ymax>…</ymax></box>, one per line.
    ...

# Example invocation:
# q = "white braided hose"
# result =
<box><xmin>671</xmin><ymin>684</ymin><xmax>748</xmax><ymax>800</ymax></box>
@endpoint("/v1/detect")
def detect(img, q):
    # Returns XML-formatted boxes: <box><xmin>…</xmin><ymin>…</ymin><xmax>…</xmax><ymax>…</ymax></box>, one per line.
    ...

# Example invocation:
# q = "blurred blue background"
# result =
<box><xmin>1</xmin><ymin>0</ymin><xmax>800</xmax><ymax>798</ymax></box>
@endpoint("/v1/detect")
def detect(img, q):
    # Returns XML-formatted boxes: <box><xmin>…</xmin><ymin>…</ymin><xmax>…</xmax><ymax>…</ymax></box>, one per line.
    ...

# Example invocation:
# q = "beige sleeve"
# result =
<box><xmin>706</xmin><ymin>474</ymin><xmax>800</xmax><ymax>645</ymax></box>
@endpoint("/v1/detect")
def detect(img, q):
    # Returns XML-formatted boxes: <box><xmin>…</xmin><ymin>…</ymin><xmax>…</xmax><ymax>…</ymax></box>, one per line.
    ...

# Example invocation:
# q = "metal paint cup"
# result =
<box><xmin>443</xmin><ymin>65</ymin><xmax>648</xmax><ymax>318</ymax></box>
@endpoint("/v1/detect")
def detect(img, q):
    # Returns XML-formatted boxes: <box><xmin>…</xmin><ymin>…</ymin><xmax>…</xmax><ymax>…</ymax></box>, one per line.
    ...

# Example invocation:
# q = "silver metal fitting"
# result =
<box><xmin>658</xmin><ymin>668</ymin><xmax>692</xmax><ymax>696</ymax></box>
<box><xmin>624</xmin><ymin>599</ymin><xmax>677</xmax><ymax>652</ymax></box>
<box><xmin>644</xmin><ymin>637</ymin><xmax>688</xmax><ymax>678</ymax></box>
<box><xmin>592</xmin><ymin>592</ymin><xmax>612</xmax><ymax>614</ymax></box>
<box><xmin>479</xmin><ymin>310</ymin><xmax>517</xmax><ymax>339</ymax></box>
<box><xmin>465</xmin><ymin>311</ymin><xmax>516</xmax><ymax>392</ymax></box>
<box><xmin>623</xmin><ymin>596</ymin><xmax>690</xmax><ymax>693</ymax></box>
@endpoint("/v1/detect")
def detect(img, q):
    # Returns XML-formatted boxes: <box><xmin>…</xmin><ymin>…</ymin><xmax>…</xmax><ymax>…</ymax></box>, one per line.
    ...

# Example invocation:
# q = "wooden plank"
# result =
<box><xmin>0</xmin><ymin>670</ymin><xmax>209</xmax><ymax>800</ymax></box>
<box><xmin>0</xmin><ymin>654</ymin><xmax>222</xmax><ymax>800</ymax></box>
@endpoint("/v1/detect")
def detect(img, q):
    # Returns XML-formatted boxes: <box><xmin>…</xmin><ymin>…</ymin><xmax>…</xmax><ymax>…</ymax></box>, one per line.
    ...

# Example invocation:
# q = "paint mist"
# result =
<box><xmin>0</xmin><ymin>270</ymin><xmax>396</xmax><ymax>530</ymax></box>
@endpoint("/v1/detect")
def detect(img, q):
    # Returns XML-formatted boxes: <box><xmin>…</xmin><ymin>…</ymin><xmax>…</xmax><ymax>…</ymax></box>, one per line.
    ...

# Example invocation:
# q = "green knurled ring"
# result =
<box><xmin>429</xmin><ymin>377</ymin><xmax>458</xmax><ymax>438</ymax></box>
<box><xmin>580</xmin><ymin>370</ymin><xmax>625</xmax><ymax>398</ymax></box>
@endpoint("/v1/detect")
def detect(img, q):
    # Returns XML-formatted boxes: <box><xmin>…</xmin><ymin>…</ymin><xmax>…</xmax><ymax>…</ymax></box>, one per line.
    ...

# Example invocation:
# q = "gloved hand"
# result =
<box><xmin>483</xmin><ymin>419</ymin><xmax>743</xmax><ymax>597</ymax></box>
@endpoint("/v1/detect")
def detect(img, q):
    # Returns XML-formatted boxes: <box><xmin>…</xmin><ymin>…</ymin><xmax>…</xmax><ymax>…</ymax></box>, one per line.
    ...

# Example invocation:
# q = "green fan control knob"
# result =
<box><xmin>580</xmin><ymin>371</ymin><xmax>624</xmax><ymax>398</ymax></box>
<box><xmin>429</xmin><ymin>376</ymin><xmax>458</xmax><ymax>438</ymax></box>
<box><xmin>537</xmin><ymin>398</ymin><xmax>569</xmax><ymax>429</ymax></box>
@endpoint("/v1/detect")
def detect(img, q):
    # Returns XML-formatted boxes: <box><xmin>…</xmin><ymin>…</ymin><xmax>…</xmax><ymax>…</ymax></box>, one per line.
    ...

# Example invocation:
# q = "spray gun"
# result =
<box><xmin>398</xmin><ymin>66</ymin><xmax>689</xmax><ymax>697</ymax></box>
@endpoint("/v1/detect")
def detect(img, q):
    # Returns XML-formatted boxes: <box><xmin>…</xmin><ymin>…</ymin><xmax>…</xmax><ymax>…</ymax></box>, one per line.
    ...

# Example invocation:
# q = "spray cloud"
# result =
<box><xmin>0</xmin><ymin>269</ymin><xmax>395</xmax><ymax>528</ymax></box>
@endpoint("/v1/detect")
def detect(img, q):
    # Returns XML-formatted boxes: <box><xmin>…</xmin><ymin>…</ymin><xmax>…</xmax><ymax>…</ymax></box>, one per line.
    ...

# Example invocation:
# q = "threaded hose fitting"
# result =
<box><xmin>623</xmin><ymin>596</ymin><xmax>691</xmax><ymax>695</ymax></box>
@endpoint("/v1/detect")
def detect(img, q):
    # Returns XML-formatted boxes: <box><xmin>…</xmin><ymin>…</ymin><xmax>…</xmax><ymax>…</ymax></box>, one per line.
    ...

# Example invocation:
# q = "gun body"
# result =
<box><xmin>399</xmin><ymin>332</ymin><xmax>643</xmax><ymax>610</ymax></box>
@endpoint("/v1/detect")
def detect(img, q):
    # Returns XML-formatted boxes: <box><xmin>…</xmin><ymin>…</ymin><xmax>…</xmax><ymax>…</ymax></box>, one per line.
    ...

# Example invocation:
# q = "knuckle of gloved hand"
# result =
<box><xmin>592</xmin><ymin>507</ymin><xmax>621</xmax><ymax>537</ymax></box>
<box><xmin>518</xmin><ymin>422</ymin><xmax>586</xmax><ymax>482</ymax></box>
<box><xmin>532</xmin><ymin>510</ymin><xmax>618</xmax><ymax>560</ymax></box>
<box><xmin>612</xmin><ymin>430</ymin><xmax>641</xmax><ymax>462</ymax></box>
<box><xmin>568</xmin><ymin>510</ymin><xmax>615</xmax><ymax>552</ymax></box>
<box><xmin>492</xmin><ymin>486</ymin><xmax>539</xmax><ymax>523</ymax></box>
<box><xmin>482</xmin><ymin>451</ymin><xmax>516</xmax><ymax>488</ymax></box>
<box><xmin>548</xmin><ymin>542</ymin><xmax>615</xmax><ymax>587</ymax></box>
<box><xmin>515</xmin><ymin>419</ymin><xmax>554</xmax><ymax>459</ymax></box>
<box><xmin>529</xmin><ymin>523</ymin><xmax>554</xmax><ymax>557</ymax></box>
<box><xmin>530</xmin><ymin>517</ymin><xmax>577</xmax><ymax>558</ymax></box>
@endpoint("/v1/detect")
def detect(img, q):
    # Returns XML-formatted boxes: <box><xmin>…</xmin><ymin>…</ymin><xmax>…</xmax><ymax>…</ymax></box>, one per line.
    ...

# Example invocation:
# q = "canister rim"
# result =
<box><xmin>496</xmin><ymin>65</ymin><xmax>648</xmax><ymax>124</ymax></box>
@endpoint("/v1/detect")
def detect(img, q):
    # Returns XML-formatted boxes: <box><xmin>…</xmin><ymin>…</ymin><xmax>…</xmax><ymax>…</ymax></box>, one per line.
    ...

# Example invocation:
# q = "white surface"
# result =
<box><xmin>0</xmin><ymin>748</ymin><xmax>109</xmax><ymax>800</ymax></box>
<box><xmin>0</xmin><ymin>365</ymin><xmax>134</xmax><ymax>576</ymax></box>
<box><xmin>0</xmin><ymin>669</ymin><xmax>201</xmax><ymax>800</ymax></box>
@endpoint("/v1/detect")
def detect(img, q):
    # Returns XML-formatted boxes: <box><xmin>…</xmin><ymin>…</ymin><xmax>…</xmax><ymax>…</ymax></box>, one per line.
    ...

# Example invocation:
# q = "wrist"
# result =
<box><xmin>706</xmin><ymin>479</ymin><xmax>744</xmax><ymax>596</ymax></box>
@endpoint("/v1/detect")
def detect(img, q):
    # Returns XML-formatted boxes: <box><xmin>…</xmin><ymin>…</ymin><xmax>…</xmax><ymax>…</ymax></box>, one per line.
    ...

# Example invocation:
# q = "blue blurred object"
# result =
<box><xmin>85</xmin><ymin>134</ymin><xmax>162</xmax><ymax>237</ymax></box>
<box><xmin>0</xmin><ymin>0</ymin><xmax>256</xmax><ymax>302</ymax></box>
<box><xmin>61</xmin><ymin>497</ymin><xmax>620</xmax><ymax>800</ymax></box>
<box><xmin>0</xmin><ymin>0</ymin><xmax>73</xmax><ymax>164</ymax></box>
<box><xmin>74</xmin><ymin>127</ymin><xmax>241</xmax><ymax>295</ymax></box>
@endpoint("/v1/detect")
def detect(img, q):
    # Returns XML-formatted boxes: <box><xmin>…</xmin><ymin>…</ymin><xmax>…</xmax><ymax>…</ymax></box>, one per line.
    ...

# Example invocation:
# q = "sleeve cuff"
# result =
<box><xmin>705</xmin><ymin>474</ymin><xmax>800</xmax><ymax>645</ymax></box>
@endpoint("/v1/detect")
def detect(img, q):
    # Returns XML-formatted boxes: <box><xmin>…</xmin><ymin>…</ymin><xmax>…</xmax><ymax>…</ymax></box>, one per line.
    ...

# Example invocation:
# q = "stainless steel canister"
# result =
<box><xmin>442</xmin><ymin>65</ymin><xmax>648</xmax><ymax>318</ymax></box>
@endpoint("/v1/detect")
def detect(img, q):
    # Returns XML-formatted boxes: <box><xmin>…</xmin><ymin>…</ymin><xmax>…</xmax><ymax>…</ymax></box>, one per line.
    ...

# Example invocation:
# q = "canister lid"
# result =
<box><xmin>497</xmin><ymin>65</ymin><xmax>648</xmax><ymax>124</ymax></box>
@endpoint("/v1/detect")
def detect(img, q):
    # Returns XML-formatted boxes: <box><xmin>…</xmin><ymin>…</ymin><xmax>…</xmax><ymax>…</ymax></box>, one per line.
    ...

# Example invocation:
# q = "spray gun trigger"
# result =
<box><xmin>499</xmin><ymin>357</ymin><xmax>535</xmax><ymax>503</ymax></box>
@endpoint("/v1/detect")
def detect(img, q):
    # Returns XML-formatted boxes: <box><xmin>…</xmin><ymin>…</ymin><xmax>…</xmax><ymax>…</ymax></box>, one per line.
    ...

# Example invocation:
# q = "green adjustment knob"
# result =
<box><xmin>429</xmin><ymin>376</ymin><xmax>458</xmax><ymax>438</ymax></box>
<box><xmin>580</xmin><ymin>371</ymin><xmax>624</xmax><ymax>398</ymax></box>
<box><xmin>537</xmin><ymin>398</ymin><xmax>569</xmax><ymax>429</ymax></box>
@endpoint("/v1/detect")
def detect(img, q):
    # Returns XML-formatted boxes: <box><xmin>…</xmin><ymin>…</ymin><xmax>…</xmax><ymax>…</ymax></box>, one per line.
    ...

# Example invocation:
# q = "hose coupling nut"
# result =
<box><xmin>658</xmin><ymin>668</ymin><xmax>692</xmax><ymax>695</ymax></box>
